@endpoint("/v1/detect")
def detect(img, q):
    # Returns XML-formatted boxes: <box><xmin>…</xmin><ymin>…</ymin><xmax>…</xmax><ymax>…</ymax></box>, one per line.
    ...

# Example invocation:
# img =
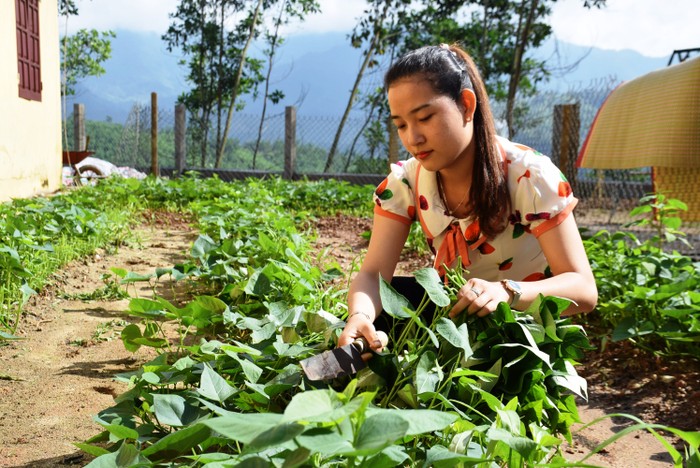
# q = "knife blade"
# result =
<box><xmin>300</xmin><ymin>338</ymin><xmax>368</xmax><ymax>381</ymax></box>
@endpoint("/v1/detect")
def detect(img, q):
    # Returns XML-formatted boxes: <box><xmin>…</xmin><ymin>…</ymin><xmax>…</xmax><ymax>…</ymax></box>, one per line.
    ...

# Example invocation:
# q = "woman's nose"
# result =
<box><xmin>406</xmin><ymin>126</ymin><xmax>425</xmax><ymax>146</ymax></box>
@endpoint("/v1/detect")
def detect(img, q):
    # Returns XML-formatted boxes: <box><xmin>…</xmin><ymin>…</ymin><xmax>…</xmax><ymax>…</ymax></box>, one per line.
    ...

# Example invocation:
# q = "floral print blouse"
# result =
<box><xmin>373</xmin><ymin>136</ymin><xmax>577</xmax><ymax>282</ymax></box>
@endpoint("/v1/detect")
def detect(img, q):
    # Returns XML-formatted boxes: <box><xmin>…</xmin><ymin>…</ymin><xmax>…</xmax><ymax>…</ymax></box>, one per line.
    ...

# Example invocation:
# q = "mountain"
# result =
<box><xmin>66</xmin><ymin>29</ymin><xmax>668</xmax><ymax>123</ymax></box>
<box><xmin>535</xmin><ymin>39</ymin><xmax>667</xmax><ymax>89</ymax></box>
<box><xmin>66</xmin><ymin>29</ymin><xmax>366</xmax><ymax>122</ymax></box>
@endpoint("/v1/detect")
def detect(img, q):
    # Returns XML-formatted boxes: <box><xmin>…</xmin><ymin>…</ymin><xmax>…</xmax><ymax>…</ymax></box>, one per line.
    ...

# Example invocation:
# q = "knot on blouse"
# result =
<box><xmin>434</xmin><ymin>222</ymin><xmax>488</xmax><ymax>277</ymax></box>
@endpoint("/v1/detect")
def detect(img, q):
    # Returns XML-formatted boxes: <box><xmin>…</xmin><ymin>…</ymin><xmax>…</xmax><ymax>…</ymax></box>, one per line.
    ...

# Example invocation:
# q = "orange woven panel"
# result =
<box><xmin>578</xmin><ymin>57</ymin><xmax>700</xmax><ymax>170</ymax></box>
<box><xmin>654</xmin><ymin>166</ymin><xmax>700</xmax><ymax>222</ymax></box>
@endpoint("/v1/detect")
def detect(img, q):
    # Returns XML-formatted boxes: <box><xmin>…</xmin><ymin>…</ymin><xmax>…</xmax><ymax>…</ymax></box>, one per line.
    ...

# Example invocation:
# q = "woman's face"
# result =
<box><xmin>387</xmin><ymin>76</ymin><xmax>475</xmax><ymax>173</ymax></box>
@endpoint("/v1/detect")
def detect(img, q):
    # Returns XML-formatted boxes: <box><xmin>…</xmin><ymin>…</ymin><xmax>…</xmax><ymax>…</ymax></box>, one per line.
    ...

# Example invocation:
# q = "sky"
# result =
<box><xmin>61</xmin><ymin>0</ymin><xmax>699</xmax><ymax>59</ymax></box>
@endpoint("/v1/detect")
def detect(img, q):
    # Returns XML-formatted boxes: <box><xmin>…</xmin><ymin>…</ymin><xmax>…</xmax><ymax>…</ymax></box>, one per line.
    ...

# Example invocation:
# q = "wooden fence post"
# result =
<box><xmin>284</xmin><ymin>106</ymin><xmax>296</xmax><ymax>180</ymax></box>
<box><xmin>175</xmin><ymin>103</ymin><xmax>186</xmax><ymax>176</ymax></box>
<box><xmin>73</xmin><ymin>103</ymin><xmax>85</xmax><ymax>150</ymax></box>
<box><xmin>552</xmin><ymin>103</ymin><xmax>580</xmax><ymax>191</ymax></box>
<box><xmin>151</xmin><ymin>92</ymin><xmax>159</xmax><ymax>176</ymax></box>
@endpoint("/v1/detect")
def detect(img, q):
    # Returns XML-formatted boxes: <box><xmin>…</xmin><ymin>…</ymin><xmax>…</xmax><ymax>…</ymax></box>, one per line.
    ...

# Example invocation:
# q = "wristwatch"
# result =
<box><xmin>501</xmin><ymin>279</ymin><xmax>522</xmax><ymax>308</ymax></box>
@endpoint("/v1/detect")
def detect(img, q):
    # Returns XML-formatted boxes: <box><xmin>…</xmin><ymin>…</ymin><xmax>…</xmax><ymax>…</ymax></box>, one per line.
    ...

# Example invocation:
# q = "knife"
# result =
<box><xmin>300</xmin><ymin>338</ymin><xmax>369</xmax><ymax>381</ymax></box>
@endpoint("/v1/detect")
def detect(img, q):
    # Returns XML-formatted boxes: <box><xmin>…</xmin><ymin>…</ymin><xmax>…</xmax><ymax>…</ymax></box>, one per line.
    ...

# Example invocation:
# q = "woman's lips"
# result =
<box><xmin>415</xmin><ymin>151</ymin><xmax>431</xmax><ymax>160</ymax></box>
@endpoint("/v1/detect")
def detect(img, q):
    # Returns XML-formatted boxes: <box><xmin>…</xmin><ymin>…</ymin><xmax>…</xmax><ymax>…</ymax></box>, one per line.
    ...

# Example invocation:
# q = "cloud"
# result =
<box><xmin>61</xmin><ymin>0</ymin><xmax>366</xmax><ymax>36</ymax></box>
<box><xmin>550</xmin><ymin>0</ymin><xmax>700</xmax><ymax>58</ymax></box>
<box><xmin>282</xmin><ymin>0</ymin><xmax>366</xmax><ymax>35</ymax></box>
<box><xmin>62</xmin><ymin>0</ymin><xmax>698</xmax><ymax>59</ymax></box>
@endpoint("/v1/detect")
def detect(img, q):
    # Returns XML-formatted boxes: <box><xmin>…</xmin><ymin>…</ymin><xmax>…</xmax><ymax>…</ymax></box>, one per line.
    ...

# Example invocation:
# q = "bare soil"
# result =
<box><xmin>0</xmin><ymin>212</ymin><xmax>697</xmax><ymax>467</ymax></box>
<box><xmin>0</xmin><ymin>211</ymin><xmax>196</xmax><ymax>467</ymax></box>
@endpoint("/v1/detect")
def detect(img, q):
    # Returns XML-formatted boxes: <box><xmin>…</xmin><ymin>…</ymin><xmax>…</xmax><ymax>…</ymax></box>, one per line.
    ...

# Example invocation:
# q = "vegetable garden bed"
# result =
<box><xmin>0</xmin><ymin>177</ymin><xmax>698</xmax><ymax>467</ymax></box>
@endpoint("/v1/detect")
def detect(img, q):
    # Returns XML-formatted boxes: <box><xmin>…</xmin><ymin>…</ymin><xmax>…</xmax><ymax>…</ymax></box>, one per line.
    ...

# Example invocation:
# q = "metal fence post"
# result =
<box><xmin>73</xmin><ymin>103</ymin><xmax>85</xmax><ymax>151</ymax></box>
<box><xmin>284</xmin><ymin>106</ymin><xmax>296</xmax><ymax>180</ymax></box>
<box><xmin>175</xmin><ymin>103</ymin><xmax>186</xmax><ymax>177</ymax></box>
<box><xmin>151</xmin><ymin>92</ymin><xmax>159</xmax><ymax>177</ymax></box>
<box><xmin>552</xmin><ymin>103</ymin><xmax>580</xmax><ymax>191</ymax></box>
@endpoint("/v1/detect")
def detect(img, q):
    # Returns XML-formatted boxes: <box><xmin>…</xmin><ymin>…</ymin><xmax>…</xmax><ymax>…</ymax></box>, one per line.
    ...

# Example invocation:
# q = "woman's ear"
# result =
<box><xmin>461</xmin><ymin>89</ymin><xmax>477</xmax><ymax>122</ymax></box>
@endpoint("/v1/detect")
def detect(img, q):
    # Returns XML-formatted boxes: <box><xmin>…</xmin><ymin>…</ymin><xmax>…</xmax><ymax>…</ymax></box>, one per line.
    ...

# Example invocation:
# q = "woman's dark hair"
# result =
<box><xmin>384</xmin><ymin>44</ymin><xmax>509</xmax><ymax>238</ymax></box>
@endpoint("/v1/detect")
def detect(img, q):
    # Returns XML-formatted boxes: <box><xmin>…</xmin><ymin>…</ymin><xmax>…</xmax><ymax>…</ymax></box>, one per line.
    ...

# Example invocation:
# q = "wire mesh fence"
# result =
<box><xmin>63</xmin><ymin>77</ymin><xmax>699</xmax><ymax>253</ymax></box>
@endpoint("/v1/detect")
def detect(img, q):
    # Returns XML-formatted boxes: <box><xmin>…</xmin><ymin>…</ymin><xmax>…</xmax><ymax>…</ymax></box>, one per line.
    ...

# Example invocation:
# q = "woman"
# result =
<box><xmin>338</xmin><ymin>44</ymin><xmax>597</xmax><ymax>352</ymax></box>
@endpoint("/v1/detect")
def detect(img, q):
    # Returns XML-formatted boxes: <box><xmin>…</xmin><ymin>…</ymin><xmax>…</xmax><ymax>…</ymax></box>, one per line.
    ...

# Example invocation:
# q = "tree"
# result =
<box><xmin>252</xmin><ymin>0</ymin><xmax>320</xmax><ymax>169</ymax></box>
<box><xmin>324</xmin><ymin>0</ymin><xmax>411</xmax><ymax>173</ymax></box>
<box><xmin>60</xmin><ymin>29</ymin><xmax>116</xmax><ymax>96</ymax></box>
<box><xmin>59</xmin><ymin>0</ymin><xmax>115</xmax><ymax>96</ymax></box>
<box><xmin>166</xmin><ymin>0</ymin><xmax>313</xmax><ymax>168</ymax></box>
<box><xmin>164</xmin><ymin>0</ymin><xmax>266</xmax><ymax>168</ymax></box>
<box><xmin>385</xmin><ymin>0</ymin><xmax>607</xmax><ymax>138</ymax></box>
<box><xmin>214</xmin><ymin>0</ymin><xmax>265</xmax><ymax>168</ymax></box>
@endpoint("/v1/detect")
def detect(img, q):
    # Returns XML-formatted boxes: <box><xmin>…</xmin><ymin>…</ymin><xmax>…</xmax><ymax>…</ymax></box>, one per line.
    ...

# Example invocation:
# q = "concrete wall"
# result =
<box><xmin>0</xmin><ymin>0</ymin><xmax>62</xmax><ymax>202</ymax></box>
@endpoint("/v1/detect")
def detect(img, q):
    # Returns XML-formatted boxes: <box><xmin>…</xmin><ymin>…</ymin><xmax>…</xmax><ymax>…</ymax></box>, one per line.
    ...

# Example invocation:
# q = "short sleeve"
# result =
<box><xmin>511</xmin><ymin>152</ymin><xmax>577</xmax><ymax>237</ymax></box>
<box><xmin>373</xmin><ymin>161</ymin><xmax>416</xmax><ymax>225</ymax></box>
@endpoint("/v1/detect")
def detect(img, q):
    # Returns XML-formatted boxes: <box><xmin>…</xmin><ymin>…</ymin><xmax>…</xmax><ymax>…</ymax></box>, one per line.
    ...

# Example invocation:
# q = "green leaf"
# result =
<box><xmin>414</xmin><ymin>268</ymin><xmax>450</xmax><ymax>307</ymax></box>
<box><xmin>152</xmin><ymin>394</ymin><xmax>199</xmax><ymax>427</ymax></box>
<box><xmin>487</xmin><ymin>427</ymin><xmax>538</xmax><ymax>459</ymax></box>
<box><xmin>365</xmin><ymin>408</ymin><xmax>458</xmax><ymax>436</ymax></box>
<box><xmin>436</xmin><ymin>318</ymin><xmax>473</xmax><ymax>358</ymax></box>
<box><xmin>103</xmin><ymin>423</ymin><xmax>139</xmax><ymax>441</ymax></box>
<box><xmin>283</xmin><ymin>389</ymin><xmax>366</xmax><ymax>424</ymax></box>
<box><xmin>295</xmin><ymin>427</ymin><xmax>354</xmax><ymax>455</ymax></box>
<box><xmin>283</xmin><ymin>389</ymin><xmax>335</xmax><ymax>422</ymax></box>
<box><xmin>20</xmin><ymin>283</ymin><xmax>36</xmax><ymax>305</ymax></box>
<box><xmin>424</xmin><ymin>445</ymin><xmax>487</xmax><ymax>467</ymax></box>
<box><xmin>120</xmin><ymin>324</ymin><xmax>142</xmax><ymax>352</ymax></box>
<box><xmin>365</xmin><ymin>445</ymin><xmax>410</xmax><ymax>467</ymax></box>
<box><xmin>108</xmin><ymin>266</ymin><xmax>124</xmax><ymax>280</ymax></box>
<box><xmin>202</xmin><ymin>413</ymin><xmax>283</xmax><ymax>444</ymax></box>
<box><xmin>141</xmin><ymin>423</ymin><xmax>212</xmax><ymax>460</ymax></box>
<box><xmin>550</xmin><ymin>361</ymin><xmax>588</xmax><ymax>400</ymax></box>
<box><xmin>121</xmin><ymin>271</ymin><xmax>155</xmax><ymax>283</ymax></box>
<box><xmin>494</xmin><ymin>342</ymin><xmax>552</xmax><ymax>369</ymax></box>
<box><xmin>193</xmin><ymin>295</ymin><xmax>229</xmax><ymax>315</ymax></box>
<box><xmin>245</xmin><ymin>269</ymin><xmax>272</xmax><ymax>297</ymax></box>
<box><xmin>496</xmin><ymin>408</ymin><xmax>522</xmax><ymax>434</ymax></box>
<box><xmin>379</xmin><ymin>275</ymin><xmax>412</xmax><ymax>318</ymax></box>
<box><xmin>247</xmin><ymin>422</ymin><xmax>305</xmax><ymax>451</ymax></box>
<box><xmin>191</xmin><ymin>234</ymin><xmax>218</xmax><ymax>259</ymax></box>
<box><xmin>354</xmin><ymin>413</ymin><xmax>409</xmax><ymax>453</ymax></box>
<box><xmin>0</xmin><ymin>331</ymin><xmax>23</xmax><ymax>341</ymax></box>
<box><xmin>612</xmin><ymin>317</ymin><xmax>655</xmax><ymax>341</ymax></box>
<box><xmin>84</xmin><ymin>443</ymin><xmax>147</xmax><ymax>468</ymax></box>
<box><xmin>415</xmin><ymin>351</ymin><xmax>442</xmax><ymax>395</ymax></box>
<box><xmin>198</xmin><ymin>364</ymin><xmax>236</xmax><ymax>403</ymax></box>
<box><xmin>231</xmin><ymin>354</ymin><xmax>263</xmax><ymax>384</ymax></box>
<box><xmin>127</xmin><ymin>298</ymin><xmax>169</xmax><ymax>320</ymax></box>
<box><xmin>73</xmin><ymin>442</ymin><xmax>110</xmax><ymax>458</ymax></box>
<box><xmin>281</xmin><ymin>447</ymin><xmax>312</xmax><ymax>468</ymax></box>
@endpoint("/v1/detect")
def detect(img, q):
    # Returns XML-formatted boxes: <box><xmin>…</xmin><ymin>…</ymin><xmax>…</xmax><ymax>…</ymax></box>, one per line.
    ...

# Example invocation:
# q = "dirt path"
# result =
<box><xmin>0</xmin><ymin>217</ymin><xmax>196</xmax><ymax>467</ymax></box>
<box><xmin>0</xmin><ymin>213</ymin><xmax>688</xmax><ymax>467</ymax></box>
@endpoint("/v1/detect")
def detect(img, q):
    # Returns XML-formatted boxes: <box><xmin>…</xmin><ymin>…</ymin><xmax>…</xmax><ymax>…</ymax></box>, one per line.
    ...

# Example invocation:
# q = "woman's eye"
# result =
<box><xmin>419</xmin><ymin>114</ymin><xmax>433</xmax><ymax>122</ymax></box>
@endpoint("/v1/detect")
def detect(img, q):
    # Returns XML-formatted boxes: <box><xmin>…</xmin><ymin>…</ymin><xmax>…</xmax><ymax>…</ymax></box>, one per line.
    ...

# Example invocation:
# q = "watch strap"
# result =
<box><xmin>501</xmin><ymin>279</ymin><xmax>522</xmax><ymax>307</ymax></box>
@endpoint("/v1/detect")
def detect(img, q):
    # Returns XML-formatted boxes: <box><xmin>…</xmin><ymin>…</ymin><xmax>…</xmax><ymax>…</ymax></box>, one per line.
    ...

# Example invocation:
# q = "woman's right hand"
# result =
<box><xmin>338</xmin><ymin>314</ymin><xmax>388</xmax><ymax>358</ymax></box>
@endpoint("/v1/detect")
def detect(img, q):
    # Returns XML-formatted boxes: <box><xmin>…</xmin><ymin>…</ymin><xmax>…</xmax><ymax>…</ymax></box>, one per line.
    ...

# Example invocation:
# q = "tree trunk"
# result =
<box><xmin>214</xmin><ymin>1</ymin><xmax>226</xmax><ymax>167</ymax></box>
<box><xmin>324</xmin><ymin>0</ymin><xmax>390</xmax><ymax>173</ymax></box>
<box><xmin>215</xmin><ymin>0</ymin><xmax>264</xmax><ymax>168</ymax></box>
<box><xmin>197</xmin><ymin>0</ymin><xmax>209</xmax><ymax>166</ymax></box>
<box><xmin>505</xmin><ymin>0</ymin><xmax>538</xmax><ymax>139</ymax></box>
<box><xmin>254</xmin><ymin>0</ymin><xmax>286</xmax><ymax>169</ymax></box>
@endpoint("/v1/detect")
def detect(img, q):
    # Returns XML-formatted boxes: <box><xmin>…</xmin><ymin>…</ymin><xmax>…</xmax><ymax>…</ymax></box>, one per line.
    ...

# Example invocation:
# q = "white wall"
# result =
<box><xmin>0</xmin><ymin>0</ymin><xmax>63</xmax><ymax>202</ymax></box>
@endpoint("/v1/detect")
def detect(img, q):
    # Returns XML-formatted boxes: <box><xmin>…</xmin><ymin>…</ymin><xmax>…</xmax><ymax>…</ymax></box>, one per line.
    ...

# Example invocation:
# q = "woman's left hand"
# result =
<box><xmin>448</xmin><ymin>279</ymin><xmax>510</xmax><ymax>318</ymax></box>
